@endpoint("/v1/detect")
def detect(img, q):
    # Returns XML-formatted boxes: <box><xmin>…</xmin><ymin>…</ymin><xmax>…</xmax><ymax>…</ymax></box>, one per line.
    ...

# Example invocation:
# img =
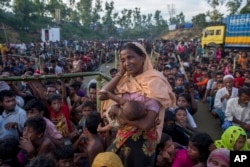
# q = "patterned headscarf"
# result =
<box><xmin>214</xmin><ymin>126</ymin><xmax>249</xmax><ymax>151</ymax></box>
<box><xmin>207</xmin><ymin>148</ymin><xmax>230</xmax><ymax>167</ymax></box>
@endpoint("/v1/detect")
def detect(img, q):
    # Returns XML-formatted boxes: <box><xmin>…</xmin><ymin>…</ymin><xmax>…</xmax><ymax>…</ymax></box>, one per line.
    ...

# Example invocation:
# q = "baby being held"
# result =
<box><xmin>101</xmin><ymin>89</ymin><xmax>147</xmax><ymax>127</ymax></box>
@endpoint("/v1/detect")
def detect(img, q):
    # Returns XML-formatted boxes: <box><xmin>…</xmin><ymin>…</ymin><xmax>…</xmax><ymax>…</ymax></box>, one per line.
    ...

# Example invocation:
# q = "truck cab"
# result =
<box><xmin>201</xmin><ymin>25</ymin><xmax>225</xmax><ymax>48</ymax></box>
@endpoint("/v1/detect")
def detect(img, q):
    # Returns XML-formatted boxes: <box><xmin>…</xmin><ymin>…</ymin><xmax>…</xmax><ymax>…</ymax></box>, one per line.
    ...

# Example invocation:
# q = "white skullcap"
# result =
<box><xmin>223</xmin><ymin>74</ymin><xmax>234</xmax><ymax>81</ymax></box>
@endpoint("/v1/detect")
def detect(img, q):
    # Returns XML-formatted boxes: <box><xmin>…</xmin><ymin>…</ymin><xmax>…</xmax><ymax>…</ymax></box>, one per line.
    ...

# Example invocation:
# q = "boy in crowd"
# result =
<box><xmin>0</xmin><ymin>90</ymin><xmax>26</xmax><ymax>140</ymax></box>
<box><xmin>24</xmin><ymin>98</ymin><xmax>63</xmax><ymax>147</ymax></box>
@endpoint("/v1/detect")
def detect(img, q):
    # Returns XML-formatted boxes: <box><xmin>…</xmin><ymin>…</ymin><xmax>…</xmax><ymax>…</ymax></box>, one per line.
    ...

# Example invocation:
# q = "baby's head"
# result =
<box><xmin>122</xmin><ymin>100</ymin><xmax>146</xmax><ymax>121</ymax></box>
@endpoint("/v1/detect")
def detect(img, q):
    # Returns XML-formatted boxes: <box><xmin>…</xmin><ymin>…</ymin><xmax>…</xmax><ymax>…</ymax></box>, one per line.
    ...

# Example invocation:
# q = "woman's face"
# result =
<box><xmin>207</xmin><ymin>157</ymin><xmax>229</xmax><ymax>167</ymax></box>
<box><xmin>162</xmin><ymin>139</ymin><xmax>175</xmax><ymax>156</ymax></box>
<box><xmin>234</xmin><ymin>135</ymin><xmax>245</xmax><ymax>151</ymax></box>
<box><xmin>120</xmin><ymin>49</ymin><xmax>145</xmax><ymax>77</ymax></box>
<box><xmin>177</xmin><ymin>96</ymin><xmax>189</xmax><ymax>108</ymax></box>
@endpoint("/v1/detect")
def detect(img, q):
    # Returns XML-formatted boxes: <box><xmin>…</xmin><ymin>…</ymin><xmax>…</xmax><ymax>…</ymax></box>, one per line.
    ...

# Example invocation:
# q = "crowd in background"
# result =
<box><xmin>0</xmin><ymin>39</ymin><xmax>249</xmax><ymax>167</ymax></box>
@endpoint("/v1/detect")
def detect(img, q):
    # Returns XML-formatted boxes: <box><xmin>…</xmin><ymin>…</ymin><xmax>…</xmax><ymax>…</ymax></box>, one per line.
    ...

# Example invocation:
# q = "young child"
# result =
<box><xmin>155</xmin><ymin>133</ymin><xmax>176</xmax><ymax>167</ymax></box>
<box><xmin>99</xmin><ymin>89</ymin><xmax>147</xmax><ymax>128</ymax></box>
<box><xmin>47</xmin><ymin>94</ymin><xmax>72</xmax><ymax>138</ymax></box>
<box><xmin>18</xmin><ymin>117</ymin><xmax>56</xmax><ymax>165</ymax></box>
<box><xmin>54</xmin><ymin>146</ymin><xmax>75</xmax><ymax>167</ymax></box>
<box><xmin>206</xmin><ymin>148</ymin><xmax>230</xmax><ymax>167</ymax></box>
<box><xmin>171</xmin><ymin>132</ymin><xmax>213</xmax><ymax>167</ymax></box>
<box><xmin>214</xmin><ymin>126</ymin><xmax>249</xmax><ymax>151</ymax></box>
<box><xmin>174</xmin><ymin>75</ymin><xmax>185</xmax><ymax>95</ymax></box>
<box><xmin>234</xmin><ymin>70</ymin><xmax>244</xmax><ymax>88</ymax></box>
<box><xmin>78</xmin><ymin>101</ymin><xmax>95</xmax><ymax>129</ymax></box>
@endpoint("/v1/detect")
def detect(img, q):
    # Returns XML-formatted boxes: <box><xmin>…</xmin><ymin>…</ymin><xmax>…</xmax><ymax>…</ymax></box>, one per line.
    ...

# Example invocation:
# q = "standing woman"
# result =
<box><xmin>99</xmin><ymin>42</ymin><xmax>176</xmax><ymax>167</ymax></box>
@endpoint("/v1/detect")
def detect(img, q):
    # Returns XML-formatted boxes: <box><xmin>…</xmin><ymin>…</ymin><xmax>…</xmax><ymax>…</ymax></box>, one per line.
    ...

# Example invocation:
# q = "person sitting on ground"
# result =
<box><xmin>222</xmin><ymin>87</ymin><xmax>250</xmax><ymax>135</ymax></box>
<box><xmin>18</xmin><ymin>117</ymin><xmax>56</xmax><ymax>165</ymax></box>
<box><xmin>213</xmin><ymin>126</ymin><xmax>249</xmax><ymax>151</ymax></box>
<box><xmin>206</xmin><ymin>148</ymin><xmax>230</xmax><ymax>167</ymax></box>
<box><xmin>24</xmin><ymin>98</ymin><xmax>63</xmax><ymax>147</ymax></box>
<box><xmin>99</xmin><ymin>89</ymin><xmax>147</xmax><ymax>129</ymax></box>
<box><xmin>54</xmin><ymin>146</ymin><xmax>75</xmax><ymax>167</ymax></box>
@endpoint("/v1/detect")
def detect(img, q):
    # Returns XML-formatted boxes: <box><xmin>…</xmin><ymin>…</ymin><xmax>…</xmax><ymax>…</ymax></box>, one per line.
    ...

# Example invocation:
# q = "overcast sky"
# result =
<box><xmin>103</xmin><ymin>0</ymin><xmax>247</xmax><ymax>22</ymax></box>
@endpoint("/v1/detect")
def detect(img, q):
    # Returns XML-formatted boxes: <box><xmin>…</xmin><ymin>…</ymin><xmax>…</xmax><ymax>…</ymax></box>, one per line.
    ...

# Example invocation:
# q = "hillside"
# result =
<box><xmin>162</xmin><ymin>26</ymin><xmax>203</xmax><ymax>41</ymax></box>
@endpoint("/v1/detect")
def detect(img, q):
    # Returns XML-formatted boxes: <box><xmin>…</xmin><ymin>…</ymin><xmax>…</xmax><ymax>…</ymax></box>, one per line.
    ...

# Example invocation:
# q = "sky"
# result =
<box><xmin>103</xmin><ymin>0</ymin><xmax>247</xmax><ymax>22</ymax></box>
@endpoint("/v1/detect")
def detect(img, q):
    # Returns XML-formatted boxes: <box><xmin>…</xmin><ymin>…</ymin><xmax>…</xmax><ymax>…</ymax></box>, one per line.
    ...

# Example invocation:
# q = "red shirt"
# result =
<box><xmin>193</xmin><ymin>73</ymin><xmax>202</xmax><ymax>83</ymax></box>
<box><xmin>234</xmin><ymin>77</ymin><xmax>244</xmax><ymax>88</ymax></box>
<box><xmin>48</xmin><ymin>103</ymin><xmax>72</xmax><ymax>137</ymax></box>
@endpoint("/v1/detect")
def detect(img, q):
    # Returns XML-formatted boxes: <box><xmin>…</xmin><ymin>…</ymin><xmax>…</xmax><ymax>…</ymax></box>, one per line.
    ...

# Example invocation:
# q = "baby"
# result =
<box><xmin>101</xmin><ymin>90</ymin><xmax>147</xmax><ymax>127</ymax></box>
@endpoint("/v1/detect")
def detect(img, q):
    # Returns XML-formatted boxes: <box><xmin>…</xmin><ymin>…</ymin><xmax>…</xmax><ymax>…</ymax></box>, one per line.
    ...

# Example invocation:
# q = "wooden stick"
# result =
<box><xmin>177</xmin><ymin>55</ymin><xmax>189</xmax><ymax>82</ymax></box>
<box><xmin>0</xmin><ymin>72</ymin><xmax>111</xmax><ymax>81</ymax></box>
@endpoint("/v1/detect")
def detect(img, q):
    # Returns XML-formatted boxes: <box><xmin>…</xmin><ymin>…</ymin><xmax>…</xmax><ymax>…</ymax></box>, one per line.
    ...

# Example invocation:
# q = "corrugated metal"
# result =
<box><xmin>224</xmin><ymin>14</ymin><xmax>250</xmax><ymax>47</ymax></box>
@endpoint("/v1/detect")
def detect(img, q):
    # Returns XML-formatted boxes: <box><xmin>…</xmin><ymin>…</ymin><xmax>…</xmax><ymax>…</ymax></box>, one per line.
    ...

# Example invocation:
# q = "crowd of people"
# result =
<box><xmin>0</xmin><ymin>39</ymin><xmax>249</xmax><ymax>167</ymax></box>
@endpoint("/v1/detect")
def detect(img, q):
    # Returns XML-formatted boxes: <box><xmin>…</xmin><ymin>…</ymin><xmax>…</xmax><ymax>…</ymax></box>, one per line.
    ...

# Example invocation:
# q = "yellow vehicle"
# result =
<box><xmin>201</xmin><ymin>25</ymin><xmax>225</xmax><ymax>49</ymax></box>
<box><xmin>202</xmin><ymin>14</ymin><xmax>250</xmax><ymax>52</ymax></box>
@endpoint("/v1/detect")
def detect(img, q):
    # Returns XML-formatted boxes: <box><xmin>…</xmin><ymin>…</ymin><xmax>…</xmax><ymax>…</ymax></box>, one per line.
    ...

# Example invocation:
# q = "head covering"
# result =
<box><xmin>92</xmin><ymin>152</ymin><xmax>124</xmax><ymax>167</ymax></box>
<box><xmin>214</xmin><ymin>126</ymin><xmax>249</xmax><ymax>151</ymax></box>
<box><xmin>223</xmin><ymin>74</ymin><xmax>234</xmax><ymax>81</ymax></box>
<box><xmin>207</xmin><ymin>148</ymin><xmax>229</xmax><ymax>167</ymax></box>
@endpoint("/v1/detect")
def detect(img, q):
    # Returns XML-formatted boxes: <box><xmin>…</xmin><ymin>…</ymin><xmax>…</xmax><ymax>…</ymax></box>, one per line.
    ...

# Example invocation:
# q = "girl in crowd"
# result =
<box><xmin>99</xmin><ymin>42</ymin><xmax>176</xmax><ymax>167</ymax></box>
<box><xmin>214</xmin><ymin>126</ymin><xmax>249</xmax><ymax>151</ymax></box>
<box><xmin>173</xmin><ymin>93</ymin><xmax>198</xmax><ymax>128</ymax></box>
<box><xmin>207</xmin><ymin>148</ymin><xmax>230</xmax><ymax>167</ymax></box>
<box><xmin>171</xmin><ymin>132</ymin><xmax>213</xmax><ymax>167</ymax></box>
<box><xmin>154</xmin><ymin>133</ymin><xmax>176</xmax><ymax>167</ymax></box>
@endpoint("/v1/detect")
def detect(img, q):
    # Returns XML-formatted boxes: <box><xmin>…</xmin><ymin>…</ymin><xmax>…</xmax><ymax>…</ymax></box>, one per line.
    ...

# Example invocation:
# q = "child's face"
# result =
<box><xmin>175</xmin><ymin>109</ymin><xmax>187</xmax><ymax>125</ymax></box>
<box><xmin>163</xmin><ymin>69</ymin><xmax>171</xmax><ymax>76</ymax></box>
<box><xmin>175</xmin><ymin>78</ymin><xmax>184</xmax><ymax>86</ymax></box>
<box><xmin>23</xmin><ymin>126</ymin><xmax>41</xmax><ymax>142</ymax></box>
<box><xmin>234</xmin><ymin>135</ymin><xmax>245</xmax><ymax>151</ymax></box>
<box><xmin>235</xmin><ymin>72</ymin><xmax>240</xmax><ymax>77</ymax></box>
<box><xmin>187</xmin><ymin>142</ymin><xmax>200</xmax><ymax>160</ymax></box>
<box><xmin>82</xmin><ymin>106</ymin><xmax>93</xmax><ymax>118</ymax></box>
<box><xmin>56</xmin><ymin>158</ymin><xmax>74</xmax><ymax>167</ymax></box>
<box><xmin>217</xmin><ymin>83</ymin><xmax>224</xmax><ymax>89</ymax></box>
<box><xmin>162</xmin><ymin>139</ymin><xmax>175</xmax><ymax>156</ymax></box>
<box><xmin>51</xmin><ymin>100</ymin><xmax>62</xmax><ymax>113</ymax></box>
<box><xmin>196</xmin><ymin>69</ymin><xmax>201</xmax><ymax>74</ymax></box>
<box><xmin>177</xmin><ymin>96</ymin><xmax>189</xmax><ymax>108</ymax></box>
<box><xmin>27</xmin><ymin>108</ymin><xmax>43</xmax><ymax>119</ymax></box>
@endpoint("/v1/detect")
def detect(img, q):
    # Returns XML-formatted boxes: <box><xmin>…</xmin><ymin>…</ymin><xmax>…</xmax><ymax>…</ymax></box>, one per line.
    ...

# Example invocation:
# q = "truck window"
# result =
<box><xmin>209</xmin><ymin>30</ymin><xmax>214</xmax><ymax>35</ymax></box>
<box><xmin>216</xmin><ymin>30</ymin><xmax>221</xmax><ymax>35</ymax></box>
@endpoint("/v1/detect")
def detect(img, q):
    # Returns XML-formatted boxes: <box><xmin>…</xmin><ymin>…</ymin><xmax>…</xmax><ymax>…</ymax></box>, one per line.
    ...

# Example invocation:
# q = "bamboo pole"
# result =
<box><xmin>96</xmin><ymin>74</ymin><xmax>102</xmax><ymax>112</ymax></box>
<box><xmin>177</xmin><ymin>55</ymin><xmax>189</xmax><ymax>82</ymax></box>
<box><xmin>114</xmin><ymin>49</ymin><xmax>118</xmax><ymax>69</ymax></box>
<box><xmin>0</xmin><ymin>72</ymin><xmax>111</xmax><ymax>81</ymax></box>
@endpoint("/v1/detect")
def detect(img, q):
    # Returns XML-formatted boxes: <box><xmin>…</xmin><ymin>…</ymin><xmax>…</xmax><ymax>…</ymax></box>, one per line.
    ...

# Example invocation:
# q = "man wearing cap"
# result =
<box><xmin>212</xmin><ymin>74</ymin><xmax>238</xmax><ymax>123</ymax></box>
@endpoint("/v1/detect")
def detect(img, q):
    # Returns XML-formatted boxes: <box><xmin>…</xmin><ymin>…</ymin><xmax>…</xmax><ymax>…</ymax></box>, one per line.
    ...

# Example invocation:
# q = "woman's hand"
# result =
<box><xmin>98</xmin><ymin>89</ymin><xmax>109</xmax><ymax>100</ymax></box>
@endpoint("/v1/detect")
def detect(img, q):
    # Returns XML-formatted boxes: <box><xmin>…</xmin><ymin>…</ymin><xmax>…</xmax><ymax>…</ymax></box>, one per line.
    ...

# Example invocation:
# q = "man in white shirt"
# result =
<box><xmin>50</xmin><ymin>59</ymin><xmax>63</xmax><ymax>74</ymax></box>
<box><xmin>212</xmin><ymin>74</ymin><xmax>238</xmax><ymax>123</ymax></box>
<box><xmin>222</xmin><ymin>87</ymin><xmax>250</xmax><ymax>135</ymax></box>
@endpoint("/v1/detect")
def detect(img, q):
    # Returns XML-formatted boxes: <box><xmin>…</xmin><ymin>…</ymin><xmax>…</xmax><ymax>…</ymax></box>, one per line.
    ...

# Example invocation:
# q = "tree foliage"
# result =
<box><xmin>192</xmin><ymin>13</ymin><xmax>206</xmax><ymax>27</ymax></box>
<box><xmin>226</xmin><ymin>0</ymin><xmax>243</xmax><ymax>15</ymax></box>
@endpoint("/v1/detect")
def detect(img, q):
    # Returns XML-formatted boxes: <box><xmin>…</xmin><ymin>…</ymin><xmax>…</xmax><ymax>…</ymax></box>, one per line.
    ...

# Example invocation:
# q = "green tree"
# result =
<box><xmin>206</xmin><ymin>0</ymin><xmax>225</xmax><ymax>22</ymax></box>
<box><xmin>13</xmin><ymin>0</ymin><xmax>36</xmax><ymax>22</ymax></box>
<box><xmin>226</xmin><ymin>0</ymin><xmax>243</xmax><ymax>15</ymax></box>
<box><xmin>0</xmin><ymin>0</ymin><xmax>10</xmax><ymax>10</ymax></box>
<box><xmin>192</xmin><ymin>13</ymin><xmax>206</xmax><ymax>27</ymax></box>
<box><xmin>132</xmin><ymin>7</ymin><xmax>142</xmax><ymax>30</ymax></box>
<box><xmin>102</xmin><ymin>1</ymin><xmax>115</xmax><ymax>36</ymax></box>
<box><xmin>33</xmin><ymin>0</ymin><xmax>47</xmax><ymax>17</ymax></box>
<box><xmin>92</xmin><ymin>0</ymin><xmax>102</xmax><ymax>24</ymax></box>
<box><xmin>176</xmin><ymin>12</ymin><xmax>185</xmax><ymax>24</ymax></box>
<box><xmin>240</xmin><ymin>0</ymin><xmax>250</xmax><ymax>14</ymax></box>
<box><xmin>77</xmin><ymin>0</ymin><xmax>93</xmax><ymax>26</ymax></box>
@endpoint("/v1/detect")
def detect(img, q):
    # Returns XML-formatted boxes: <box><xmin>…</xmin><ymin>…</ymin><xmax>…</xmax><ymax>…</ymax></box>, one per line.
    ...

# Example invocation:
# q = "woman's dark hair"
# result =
<box><xmin>121</xmin><ymin>43</ymin><xmax>145</xmax><ymax>56</ymax></box>
<box><xmin>86</xmin><ymin>111</ymin><xmax>102</xmax><ymax>134</ymax></box>
<box><xmin>24</xmin><ymin>116</ymin><xmax>46</xmax><ymax>135</ymax></box>
<box><xmin>178</xmin><ymin>93</ymin><xmax>192</xmax><ymax>105</ymax></box>
<box><xmin>47</xmin><ymin>94</ymin><xmax>62</xmax><ymax>105</ymax></box>
<box><xmin>54</xmin><ymin>146</ymin><xmax>74</xmax><ymax>160</ymax></box>
<box><xmin>189</xmin><ymin>132</ymin><xmax>213</xmax><ymax>162</ymax></box>
<box><xmin>29</xmin><ymin>155</ymin><xmax>56</xmax><ymax>167</ymax></box>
